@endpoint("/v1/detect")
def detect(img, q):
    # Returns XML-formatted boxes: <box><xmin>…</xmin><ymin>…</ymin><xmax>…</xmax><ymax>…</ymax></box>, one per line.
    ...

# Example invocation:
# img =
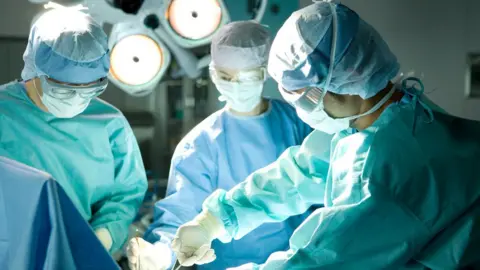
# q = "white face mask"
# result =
<box><xmin>298</xmin><ymin>86</ymin><xmax>396</xmax><ymax>134</ymax></box>
<box><xmin>214</xmin><ymin>79</ymin><xmax>264</xmax><ymax>113</ymax></box>
<box><xmin>34</xmin><ymin>79</ymin><xmax>91</xmax><ymax>118</ymax></box>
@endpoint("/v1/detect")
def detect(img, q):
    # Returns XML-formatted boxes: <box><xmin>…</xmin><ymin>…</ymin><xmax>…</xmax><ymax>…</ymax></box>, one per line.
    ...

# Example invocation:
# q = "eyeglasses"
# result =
<box><xmin>40</xmin><ymin>76</ymin><xmax>108</xmax><ymax>100</ymax></box>
<box><xmin>279</xmin><ymin>85</ymin><xmax>325</xmax><ymax>113</ymax></box>
<box><xmin>209</xmin><ymin>67</ymin><xmax>266</xmax><ymax>84</ymax></box>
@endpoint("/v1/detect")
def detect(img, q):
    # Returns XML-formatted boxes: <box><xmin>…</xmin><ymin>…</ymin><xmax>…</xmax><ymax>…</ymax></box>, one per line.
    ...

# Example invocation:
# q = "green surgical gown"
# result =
<box><xmin>204</xmin><ymin>95</ymin><xmax>480</xmax><ymax>269</ymax></box>
<box><xmin>0</xmin><ymin>82</ymin><xmax>148</xmax><ymax>253</ymax></box>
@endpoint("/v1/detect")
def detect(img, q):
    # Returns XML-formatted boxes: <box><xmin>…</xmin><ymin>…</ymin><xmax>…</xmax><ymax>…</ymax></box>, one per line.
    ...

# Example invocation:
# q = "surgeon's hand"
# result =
<box><xmin>95</xmin><ymin>228</ymin><xmax>113</xmax><ymax>251</ymax></box>
<box><xmin>126</xmin><ymin>237</ymin><xmax>172</xmax><ymax>270</ymax></box>
<box><xmin>172</xmin><ymin>211</ymin><xmax>224</xmax><ymax>267</ymax></box>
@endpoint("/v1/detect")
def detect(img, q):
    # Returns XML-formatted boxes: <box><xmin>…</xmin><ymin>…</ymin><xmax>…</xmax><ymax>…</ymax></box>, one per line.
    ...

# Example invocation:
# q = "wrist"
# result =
<box><xmin>95</xmin><ymin>228</ymin><xmax>113</xmax><ymax>251</ymax></box>
<box><xmin>195</xmin><ymin>210</ymin><xmax>225</xmax><ymax>240</ymax></box>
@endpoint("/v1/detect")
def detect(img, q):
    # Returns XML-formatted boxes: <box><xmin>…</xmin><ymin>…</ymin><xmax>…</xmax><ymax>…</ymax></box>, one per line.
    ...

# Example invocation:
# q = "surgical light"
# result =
<box><xmin>158</xmin><ymin>0</ymin><xmax>231</xmax><ymax>49</ymax></box>
<box><xmin>108</xmin><ymin>21</ymin><xmax>171</xmax><ymax>96</ymax></box>
<box><xmin>110</xmin><ymin>34</ymin><xmax>163</xmax><ymax>86</ymax></box>
<box><xmin>167</xmin><ymin>0</ymin><xmax>222</xmax><ymax>40</ymax></box>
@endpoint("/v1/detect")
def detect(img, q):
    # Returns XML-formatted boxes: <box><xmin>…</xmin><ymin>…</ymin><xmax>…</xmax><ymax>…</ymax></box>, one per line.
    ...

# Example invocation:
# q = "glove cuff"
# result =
<box><xmin>95</xmin><ymin>228</ymin><xmax>113</xmax><ymax>251</ymax></box>
<box><xmin>195</xmin><ymin>210</ymin><xmax>225</xmax><ymax>240</ymax></box>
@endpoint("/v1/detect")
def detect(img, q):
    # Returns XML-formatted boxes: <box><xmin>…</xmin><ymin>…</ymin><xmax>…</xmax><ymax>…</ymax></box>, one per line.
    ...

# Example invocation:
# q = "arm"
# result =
<box><xmin>204</xmin><ymin>130</ymin><xmax>330</xmax><ymax>242</ymax></box>
<box><xmin>234</xmin><ymin>134</ymin><xmax>435</xmax><ymax>270</ymax></box>
<box><xmin>90</xmin><ymin>117</ymin><xmax>148</xmax><ymax>253</ymax></box>
<box><xmin>144</xmin><ymin>136</ymin><xmax>216</xmax><ymax>266</ymax></box>
<box><xmin>256</xmin><ymin>189</ymin><xmax>431</xmax><ymax>269</ymax></box>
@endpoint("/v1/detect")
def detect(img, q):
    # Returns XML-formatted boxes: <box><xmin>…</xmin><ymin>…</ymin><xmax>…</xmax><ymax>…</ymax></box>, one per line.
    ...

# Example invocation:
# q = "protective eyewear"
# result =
<box><xmin>209</xmin><ymin>67</ymin><xmax>267</xmax><ymax>84</ymax></box>
<box><xmin>279</xmin><ymin>85</ymin><xmax>325</xmax><ymax>113</ymax></box>
<box><xmin>40</xmin><ymin>76</ymin><xmax>108</xmax><ymax>100</ymax></box>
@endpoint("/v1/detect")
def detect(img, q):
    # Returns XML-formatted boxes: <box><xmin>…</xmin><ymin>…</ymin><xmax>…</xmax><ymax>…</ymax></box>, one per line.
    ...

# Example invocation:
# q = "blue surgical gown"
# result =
<box><xmin>203</xmin><ymin>95</ymin><xmax>480</xmax><ymax>269</ymax></box>
<box><xmin>0</xmin><ymin>82</ymin><xmax>148</xmax><ymax>253</ymax></box>
<box><xmin>144</xmin><ymin>99</ymin><xmax>320</xmax><ymax>270</ymax></box>
<box><xmin>0</xmin><ymin>157</ymin><xmax>119</xmax><ymax>269</ymax></box>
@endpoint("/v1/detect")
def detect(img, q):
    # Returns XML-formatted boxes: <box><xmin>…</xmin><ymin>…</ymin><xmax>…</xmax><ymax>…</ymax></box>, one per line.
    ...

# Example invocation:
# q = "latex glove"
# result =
<box><xmin>172</xmin><ymin>211</ymin><xmax>224</xmax><ymax>267</ymax></box>
<box><xmin>95</xmin><ymin>228</ymin><xmax>113</xmax><ymax>251</ymax></box>
<box><xmin>126</xmin><ymin>237</ymin><xmax>172</xmax><ymax>270</ymax></box>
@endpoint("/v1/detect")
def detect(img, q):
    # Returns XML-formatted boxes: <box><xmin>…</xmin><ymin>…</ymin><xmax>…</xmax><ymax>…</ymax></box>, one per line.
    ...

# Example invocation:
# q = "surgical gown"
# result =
<box><xmin>0</xmin><ymin>157</ymin><xmax>119</xmax><ymax>269</ymax></box>
<box><xmin>144</xmin><ymin>99</ymin><xmax>320</xmax><ymax>270</ymax></box>
<box><xmin>0</xmin><ymin>82</ymin><xmax>148</xmax><ymax>253</ymax></box>
<box><xmin>203</xmin><ymin>95</ymin><xmax>480</xmax><ymax>269</ymax></box>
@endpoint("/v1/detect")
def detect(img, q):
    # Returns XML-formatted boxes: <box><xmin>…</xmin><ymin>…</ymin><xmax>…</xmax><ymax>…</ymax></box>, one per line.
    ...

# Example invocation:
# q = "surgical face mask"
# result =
<box><xmin>214</xmin><ymin>80</ymin><xmax>264</xmax><ymax>112</ymax></box>
<box><xmin>295</xmin><ymin>86</ymin><xmax>396</xmax><ymax>134</ymax></box>
<box><xmin>210</xmin><ymin>67</ymin><xmax>266</xmax><ymax>113</ymax></box>
<box><xmin>34</xmin><ymin>76</ymin><xmax>107</xmax><ymax>118</ymax></box>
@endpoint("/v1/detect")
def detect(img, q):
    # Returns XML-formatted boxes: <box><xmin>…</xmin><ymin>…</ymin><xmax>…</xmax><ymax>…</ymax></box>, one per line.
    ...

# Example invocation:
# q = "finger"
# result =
<box><xmin>128</xmin><ymin>255</ymin><xmax>138</xmax><ymax>265</ymax></box>
<box><xmin>177</xmin><ymin>252</ymin><xmax>196</xmax><ymax>267</ymax></box>
<box><xmin>193</xmin><ymin>244</ymin><xmax>210</xmax><ymax>259</ymax></box>
<box><xmin>181</xmin><ymin>254</ymin><xmax>200</xmax><ymax>267</ymax></box>
<box><xmin>127</xmin><ymin>238</ymin><xmax>139</xmax><ymax>252</ymax></box>
<box><xmin>126</xmin><ymin>242</ymin><xmax>139</xmax><ymax>261</ymax></box>
<box><xmin>180</xmin><ymin>245</ymin><xmax>211</xmax><ymax>266</ymax></box>
<box><xmin>197</xmin><ymin>248</ymin><xmax>216</xmax><ymax>265</ymax></box>
<box><xmin>171</xmin><ymin>238</ymin><xmax>180</xmax><ymax>252</ymax></box>
<box><xmin>128</xmin><ymin>261</ymin><xmax>137</xmax><ymax>270</ymax></box>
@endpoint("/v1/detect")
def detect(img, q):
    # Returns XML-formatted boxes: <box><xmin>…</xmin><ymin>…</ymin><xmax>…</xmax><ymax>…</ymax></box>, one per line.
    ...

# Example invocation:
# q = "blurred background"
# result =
<box><xmin>1</xmin><ymin>0</ymin><xmax>480</xmax><ymax>265</ymax></box>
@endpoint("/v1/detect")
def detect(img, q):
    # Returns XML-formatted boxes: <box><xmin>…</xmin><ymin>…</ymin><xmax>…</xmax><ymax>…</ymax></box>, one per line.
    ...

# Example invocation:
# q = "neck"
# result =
<box><xmin>25</xmin><ymin>78</ymin><xmax>48</xmax><ymax>112</ymax></box>
<box><xmin>229</xmin><ymin>98</ymin><xmax>268</xmax><ymax>116</ymax></box>
<box><xmin>352</xmin><ymin>83</ymin><xmax>404</xmax><ymax>130</ymax></box>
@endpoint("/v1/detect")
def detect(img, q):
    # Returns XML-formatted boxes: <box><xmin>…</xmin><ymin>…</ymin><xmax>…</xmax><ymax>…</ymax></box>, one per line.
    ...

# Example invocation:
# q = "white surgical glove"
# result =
<box><xmin>126</xmin><ymin>237</ymin><xmax>172</xmax><ymax>270</ymax></box>
<box><xmin>95</xmin><ymin>228</ymin><xmax>113</xmax><ymax>251</ymax></box>
<box><xmin>171</xmin><ymin>211</ymin><xmax>224</xmax><ymax>267</ymax></box>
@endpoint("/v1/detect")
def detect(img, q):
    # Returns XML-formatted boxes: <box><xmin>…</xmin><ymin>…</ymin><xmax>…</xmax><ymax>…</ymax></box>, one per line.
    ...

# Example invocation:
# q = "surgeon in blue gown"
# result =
<box><xmin>171</xmin><ymin>2</ymin><xmax>480</xmax><ymax>270</ymax></box>
<box><xmin>0</xmin><ymin>5</ymin><xmax>147</xmax><ymax>254</ymax></box>
<box><xmin>126</xmin><ymin>21</ymin><xmax>328</xmax><ymax>270</ymax></box>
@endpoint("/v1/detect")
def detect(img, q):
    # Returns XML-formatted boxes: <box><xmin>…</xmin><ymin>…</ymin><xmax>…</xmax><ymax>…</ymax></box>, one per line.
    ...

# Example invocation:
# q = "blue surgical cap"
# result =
<box><xmin>21</xmin><ymin>7</ymin><xmax>109</xmax><ymax>84</ymax></box>
<box><xmin>211</xmin><ymin>21</ymin><xmax>271</xmax><ymax>70</ymax></box>
<box><xmin>268</xmin><ymin>2</ymin><xmax>400</xmax><ymax>99</ymax></box>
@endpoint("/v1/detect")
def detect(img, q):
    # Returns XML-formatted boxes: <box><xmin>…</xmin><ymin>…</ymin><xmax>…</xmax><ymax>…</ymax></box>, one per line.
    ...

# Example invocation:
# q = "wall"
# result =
<box><xmin>299</xmin><ymin>0</ymin><xmax>480</xmax><ymax>120</ymax></box>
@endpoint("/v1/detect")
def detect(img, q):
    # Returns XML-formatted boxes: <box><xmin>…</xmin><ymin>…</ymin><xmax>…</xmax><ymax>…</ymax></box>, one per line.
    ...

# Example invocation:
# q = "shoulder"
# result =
<box><xmin>84</xmin><ymin>97</ymin><xmax>123</xmax><ymax>116</ymax></box>
<box><xmin>268</xmin><ymin>98</ymin><xmax>307</xmax><ymax>124</ymax></box>
<box><xmin>345</xmin><ymin>120</ymin><xmax>426</xmax><ymax>197</ymax></box>
<box><xmin>0</xmin><ymin>81</ymin><xmax>20</xmax><ymax>91</ymax></box>
<box><xmin>268</xmin><ymin>98</ymin><xmax>313</xmax><ymax>135</ymax></box>
<box><xmin>80</xmin><ymin>97</ymin><xmax>130</xmax><ymax>130</ymax></box>
<box><xmin>269</xmin><ymin>98</ymin><xmax>296</xmax><ymax>114</ymax></box>
<box><xmin>0</xmin><ymin>81</ymin><xmax>24</xmax><ymax>100</ymax></box>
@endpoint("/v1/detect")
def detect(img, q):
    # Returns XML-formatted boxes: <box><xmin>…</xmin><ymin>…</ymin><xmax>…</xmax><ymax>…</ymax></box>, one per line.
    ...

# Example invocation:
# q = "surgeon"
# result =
<box><xmin>170</xmin><ymin>2</ymin><xmax>480</xmax><ymax>269</ymax></box>
<box><xmin>0</xmin><ymin>4</ymin><xmax>147</xmax><ymax>254</ymax></box>
<box><xmin>126</xmin><ymin>21</ymin><xmax>325</xmax><ymax>270</ymax></box>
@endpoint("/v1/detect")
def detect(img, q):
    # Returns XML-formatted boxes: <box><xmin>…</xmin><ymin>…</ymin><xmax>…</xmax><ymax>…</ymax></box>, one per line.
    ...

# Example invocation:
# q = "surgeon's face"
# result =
<box><xmin>322</xmin><ymin>92</ymin><xmax>363</xmax><ymax>119</ymax></box>
<box><xmin>286</xmin><ymin>87</ymin><xmax>363</xmax><ymax>119</ymax></box>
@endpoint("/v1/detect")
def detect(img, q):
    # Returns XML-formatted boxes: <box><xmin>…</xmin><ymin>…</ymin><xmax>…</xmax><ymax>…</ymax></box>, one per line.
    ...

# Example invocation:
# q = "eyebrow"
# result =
<box><xmin>217</xmin><ymin>70</ymin><xmax>233</xmax><ymax>77</ymax></box>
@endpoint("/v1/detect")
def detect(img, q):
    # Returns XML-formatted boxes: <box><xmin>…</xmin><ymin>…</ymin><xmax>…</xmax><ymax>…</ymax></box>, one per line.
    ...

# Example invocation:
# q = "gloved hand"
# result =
<box><xmin>171</xmin><ymin>210</ymin><xmax>224</xmax><ymax>267</ymax></box>
<box><xmin>126</xmin><ymin>237</ymin><xmax>172</xmax><ymax>270</ymax></box>
<box><xmin>95</xmin><ymin>228</ymin><xmax>113</xmax><ymax>251</ymax></box>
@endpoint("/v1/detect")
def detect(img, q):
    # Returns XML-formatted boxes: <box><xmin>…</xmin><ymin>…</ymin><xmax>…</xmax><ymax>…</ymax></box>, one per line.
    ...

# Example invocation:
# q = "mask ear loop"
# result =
<box><xmin>401</xmin><ymin>77</ymin><xmax>434</xmax><ymax>134</ymax></box>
